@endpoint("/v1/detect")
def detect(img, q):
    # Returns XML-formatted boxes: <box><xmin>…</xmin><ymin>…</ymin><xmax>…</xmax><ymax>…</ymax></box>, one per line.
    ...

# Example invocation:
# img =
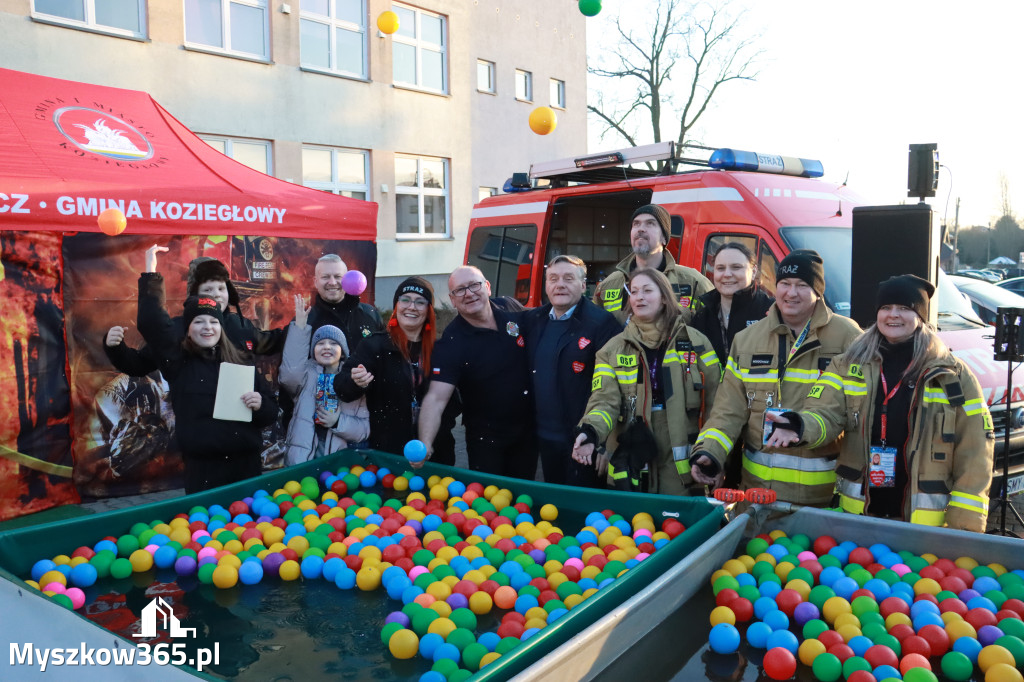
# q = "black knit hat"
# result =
<box><xmin>877</xmin><ymin>274</ymin><xmax>934</xmax><ymax>320</ymax></box>
<box><xmin>393</xmin><ymin>276</ymin><xmax>434</xmax><ymax>308</ymax></box>
<box><xmin>183</xmin><ymin>295</ymin><xmax>224</xmax><ymax>326</ymax></box>
<box><xmin>776</xmin><ymin>249</ymin><xmax>826</xmax><ymax>296</ymax></box>
<box><xmin>188</xmin><ymin>258</ymin><xmax>240</xmax><ymax>308</ymax></box>
<box><xmin>631</xmin><ymin>204</ymin><xmax>671</xmax><ymax>244</ymax></box>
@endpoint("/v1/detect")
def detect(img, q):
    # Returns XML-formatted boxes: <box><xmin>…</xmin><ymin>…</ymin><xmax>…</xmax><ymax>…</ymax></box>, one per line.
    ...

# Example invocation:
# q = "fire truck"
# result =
<box><xmin>465</xmin><ymin>141</ymin><xmax>1024</xmax><ymax>499</ymax></box>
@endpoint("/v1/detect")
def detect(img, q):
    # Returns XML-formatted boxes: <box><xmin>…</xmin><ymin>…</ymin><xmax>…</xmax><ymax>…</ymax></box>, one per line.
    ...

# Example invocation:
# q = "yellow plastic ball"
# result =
<box><xmin>39</xmin><ymin>570</ymin><xmax>67</xmax><ymax>587</ymax></box>
<box><xmin>480</xmin><ymin>651</ymin><xmax>501</xmax><ymax>668</ymax></box>
<box><xmin>388</xmin><ymin>628</ymin><xmax>418</xmax><ymax>659</ymax></box>
<box><xmin>836</xmin><ymin>623</ymin><xmax>862</xmax><ymax>643</ymax></box>
<box><xmin>525</xmin><ymin>617</ymin><xmax>547</xmax><ymax>631</ymax></box>
<box><xmin>978</xmin><ymin>645</ymin><xmax>1016</xmax><ymax>673</ymax></box>
<box><xmin>469</xmin><ymin>591</ymin><xmax>493</xmax><ymax>615</ymax></box>
<box><xmin>834</xmin><ymin>613</ymin><xmax>861</xmax><ymax>631</ymax></box>
<box><xmin>356</xmin><ymin>566</ymin><xmax>382</xmax><ymax>591</ymax></box>
<box><xmin>279</xmin><ymin>560</ymin><xmax>301</xmax><ymax>581</ymax></box>
<box><xmin>528</xmin><ymin>106</ymin><xmax>558</xmax><ymax>136</ymax></box>
<box><xmin>709</xmin><ymin>606</ymin><xmax>736</xmax><ymax>626</ymax></box>
<box><xmin>885</xmin><ymin>612</ymin><xmax>912</xmax><ymax>629</ymax></box>
<box><xmin>985</xmin><ymin>663</ymin><xmax>1023</xmax><ymax>682</ymax></box>
<box><xmin>722</xmin><ymin>559</ymin><xmax>747</xmax><ymax>577</ymax></box>
<box><xmin>775</xmin><ymin>561</ymin><xmax>796</xmax><ymax>582</ymax></box>
<box><xmin>822</xmin><ymin>596</ymin><xmax>852</xmax><ymax>624</ymax></box>
<box><xmin>946</xmin><ymin>619</ymin><xmax>977</xmax><ymax>643</ymax></box>
<box><xmin>283</xmin><ymin>480</ymin><xmax>301</xmax><ymax>495</ymax></box>
<box><xmin>525</xmin><ymin>607</ymin><xmax>548</xmax><ymax>622</ymax></box>
<box><xmin>68</xmin><ymin>556</ymin><xmax>88</xmax><ymax>567</ymax></box>
<box><xmin>426</xmin><ymin>581</ymin><xmax>452</xmax><ymax>601</ymax></box>
<box><xmin>212</xmin><ymin>564</ymin><xmax>238</xmax><ymax>589</ymax></box>
<box><xmin>129</xmin><ymin>549</ymin><xmax>154</xmax><ymax>573</ymax></box>
<box><xmin>428</xmin><ymin>601</ymin><xmax>452</xmax><ymax>618</ymax></box>
<box><xmin>377</xmin><ymin>10</ymin><xmax>400</xmax><ymax>35</ymax></box>
<box><xmin>540</xmin><ymin>504</ymin><xmax>558</xmax><ymax>521</ymax></box>
<box><xmin>954</xmin><ymin>556</ymin><xmax>979</xmax><ymax>570</ymax></box>
<box><xmin>798</xmin><ymin>637</ymin><xmax>826</xmax><ymax>666</ymax></box>
<box><xmin>428</xmin><ymin>617</ymin><xmax>457</xmax><ymax>639</ymax></box>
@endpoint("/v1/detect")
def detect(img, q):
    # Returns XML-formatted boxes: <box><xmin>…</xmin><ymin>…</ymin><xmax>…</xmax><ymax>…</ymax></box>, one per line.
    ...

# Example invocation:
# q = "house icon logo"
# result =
<box><xmin>133</xmin><ymin>597</ymin><xmax>197</xmax><ymax>638</ymax></box>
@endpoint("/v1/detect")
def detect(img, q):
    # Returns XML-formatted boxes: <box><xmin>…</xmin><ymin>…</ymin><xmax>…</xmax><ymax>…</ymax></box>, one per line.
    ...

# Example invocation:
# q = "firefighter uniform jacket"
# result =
<box><xmin>593</xmin><ymin>252</ymin><xmax>713</xmax><ymax>325</ymax></box>
<box><xmin>795</xmin><ymin>352</ymin><xmax>994</xmax><ymax>532</ymax></box>
<box><xmin>579</xmin><ymin>317</ymin><xmax>722</xmax><ymax>486</ymax></box>
<box><xmin>693</xmin><ymin>300</ymin><xmax>861</xmax><ymax>505</ymax></box>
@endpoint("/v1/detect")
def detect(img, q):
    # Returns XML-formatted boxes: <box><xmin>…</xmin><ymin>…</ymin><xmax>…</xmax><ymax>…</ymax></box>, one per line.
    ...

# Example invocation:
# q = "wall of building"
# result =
<box><xmin>0</xmin><ymin>0</ymin><xmax>587</xmax><ymax>306</ymax></box>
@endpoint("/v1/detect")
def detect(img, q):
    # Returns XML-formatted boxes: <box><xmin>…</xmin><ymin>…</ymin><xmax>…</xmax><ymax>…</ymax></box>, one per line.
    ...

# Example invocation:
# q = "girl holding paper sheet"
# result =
<box><xmin>138</xmin><ymin>293</ymin><xmax>277</xmax><ymax>493</ymax></box>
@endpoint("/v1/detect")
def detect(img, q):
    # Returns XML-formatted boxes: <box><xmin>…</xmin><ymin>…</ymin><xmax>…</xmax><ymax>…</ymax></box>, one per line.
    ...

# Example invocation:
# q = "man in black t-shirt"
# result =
<box><xmin>418</xmin><ymin>266</ymin><xmax>536</xmax><ymax>478</ymax></box>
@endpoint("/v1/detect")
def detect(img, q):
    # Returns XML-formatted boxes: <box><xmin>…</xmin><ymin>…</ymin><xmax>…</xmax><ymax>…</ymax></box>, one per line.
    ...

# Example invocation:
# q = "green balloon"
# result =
<box><xmin>995</xmin><ymin>634</ymin><xmax>1024</xmax><ymax>666</ymax></box>
<box><xmin>902</xmin><ymin>667</ymin><xmax>939</xmax><ymax>682</ymax></box>
<box><xmin>578</xmin><ymin>0</ymin><xmax>602</xmax><ymax>18</ymax></box>
<box><xmin>811</xmin><ymin>652</ymin><xmax>842</xmax><ymax>682</ymax></box>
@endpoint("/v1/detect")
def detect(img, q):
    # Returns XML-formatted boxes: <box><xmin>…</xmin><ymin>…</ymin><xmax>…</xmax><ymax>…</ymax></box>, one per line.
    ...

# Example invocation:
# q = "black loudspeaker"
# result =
<box><xmin>851</xmin><ymin>204</ymin><xmax>939</xmax><ymax>329</ymax></box>
<box><xmin>908</xmin><ymin>143</ymin><xmax>939</xmax><ymax>199</ymax></box>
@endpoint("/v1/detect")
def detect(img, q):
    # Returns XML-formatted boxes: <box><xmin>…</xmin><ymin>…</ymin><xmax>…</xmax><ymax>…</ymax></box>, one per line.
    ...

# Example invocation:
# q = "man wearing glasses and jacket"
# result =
<box><xmin>417</xmin><ymin>266</ymin><xmax>537</xmax><ymax>478</ymax></box>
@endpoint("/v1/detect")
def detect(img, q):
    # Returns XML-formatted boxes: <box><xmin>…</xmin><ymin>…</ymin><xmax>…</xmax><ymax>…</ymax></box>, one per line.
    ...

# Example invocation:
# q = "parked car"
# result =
<box><xmin>956</xmin><ymin>269</ymin><xmax>1003</xmax><ymax>283</ymax></box>
<box><xmin>948</xmin><ymin>274</ymin><xmax>1024</xmax><ymax>325</ymax></box>
<box><xmin>997</xmin><ymin>276</ymin><xmax>1024</xmax><ymax>295</ymax></box>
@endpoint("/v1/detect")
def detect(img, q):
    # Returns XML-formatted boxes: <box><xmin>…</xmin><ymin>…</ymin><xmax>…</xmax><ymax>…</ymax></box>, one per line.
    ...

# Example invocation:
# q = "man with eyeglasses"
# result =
<box><xmin>522</xmin><ymin>255</ymin><xmax>622</xmax><ymax>487</ymax></box>
<box><xmin>593</xmin><ymin>204</ymin><xmax>712</xmax><ymax>324</ymax></box>
<box><xmin>418</xmin><ymin>266</ymin><xmax>536</xmax><ymax>478</ymax></box>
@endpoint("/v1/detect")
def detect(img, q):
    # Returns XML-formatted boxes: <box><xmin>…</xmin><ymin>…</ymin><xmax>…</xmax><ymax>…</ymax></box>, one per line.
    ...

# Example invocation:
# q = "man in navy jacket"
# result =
<box><xmin>522</xmin><ymin>255</ymin><xmax>622</xmax><ymax>486</ymax></box>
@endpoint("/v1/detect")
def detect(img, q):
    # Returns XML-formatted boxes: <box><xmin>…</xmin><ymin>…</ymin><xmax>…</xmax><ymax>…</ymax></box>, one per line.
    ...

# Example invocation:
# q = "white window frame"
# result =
<box><xmin>392</xmin><ymin>4</ymin><xmax>448</xmax><ymax>94</ymax></box>
<box><xmin>477</xmin><ymin>59</ymin><xmax>496</xmax><ymax>94</ymax></box>
<box><xmin>301</xmin><ymin>146</ymin><xmax>370</xmax><ymax>200</ymax></box>
<box><xmin>515</xmin><ymin>69</ymin><xmax>533</xmax><ymax>102</ymax></box>
<box><xmin>550</xmin><ymin>78</ymin><xmax>566</xmax><ymax>109</ymax></box>
<box><xmin>299</xmin><ymin>0</ymin><xmax>367</xmax><ymax>79</ymax></box>
<box><xmin>395</xmin><ymin>154</ymin><xmax>450</xmax><ymax>240</ymax></box>
<box><xmin>184</xmin><ymin>0</ymin><xmax>270</xmax><ymax>61</ymax></box>
<box><xmin>198</xmin><ymin>135</ymin><xmax>273</xmax><ymax>175</ymax></box>
<box><xmin>31</xmin><ymin>0</ymin><xmax>147</xmax><ymax>39</ymax></box>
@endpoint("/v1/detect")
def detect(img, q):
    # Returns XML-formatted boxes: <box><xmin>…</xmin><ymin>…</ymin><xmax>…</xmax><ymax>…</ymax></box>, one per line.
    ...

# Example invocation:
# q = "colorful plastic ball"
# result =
<box><xmin>709</xmin><ymin>605</ymin><xmax>736</xmax><ymax>626</ymax></box>
<box><xmin>69</xmin><ymin>563</ymin><xmax>98</xmax><ymax>587</ymax></box>
<box><xmin>985</xmin><ymin>663</ymin><xmax>1024</xmax><ymax>682</ymax></box>
<box><xmin>940</xmin><ymin>650</ymin><xmax>975</xmax><ymax>681</ymax></box>
<box><xmin>359</xmin><ymin>471</ymin><xmax>377</xmax><ymax>488</ymax></box>
<box><xmin>432</xmin><ymin>642</ymin><xmax>461</xmax><ymax>663</ymax></box>
<box><xmin>389</xmin><ymin>628</ymin><xmax>419</xmax><ymax>659</ymax></box>
<box><xmin>212</xmin><ymin>564</ymin><xmax>239</xmax><ymax>589</ymax></box>
<box><xmin>979</xmin><ymin>625</ymin><xmax>1006</xmax><ymax>647</ymax></box>
<box><xmin>98</xmin><ymin>208</ymin><xmax>127</xmax><ymax>236</ymax></box>
<box><xmin>239</xmin><ymin>561</ymin><xmax>264</xmax><ymax>585</ymax></box>
<box><xmin>528</xmin><ymin>107</ymin><xmax>558</xmax><ymax>136</ymax></box>
<box><xmin>763</xmin><ymin>646</ymin><xmax>797</xmax><ymax>680</ymax></box>
<box><xmin>110</xmin><ymin>558</ymin><xmax>133</xmax><ymax>579</ymax></box>
<box><xmin>900</xmin><ymin>652</ymin><xmax>932</xmax><ymax>674</ymax></box>
<box><xmin>747</xmin><ymin>621</ymin><xmax>773</xmax><ymax>649</ymax></box>
<box><xmin>994</xmin><ymin>635</ymin><xmax>1024</xmax><ymax>666</ymax></box>
<box><xmin>376</xmin><ymin>10</ymin><xmax>399</xmax><ymax>34</ymax></box>
<box><xmin>709</xmin><ymin>623</ymin><xmax>741</xmax><ymax>654</ymax></box>
<box><xmin>342</xmin><ymin>270</ymin><xmax>367</xmax><ymax>296</ymax></box>
<box><xmin>812</xmin><ymin>651</ymin><xmax>843</xmax><ymax>682</ymax></box>
<box><xmin>766</xmin><ymin>629</ymin><xmax>799</xmax><ymax>655</ymax></box>
<box><xmin>174</xmin><ymin>556</ymin><xmax>198</xmax><ymax>576</ymax></box>
<box><xmin>64</xmin><ymin>587</ymin><xmax>86</xmax><ymax>610</ymax></box>
<box><xmin>578</xmin><ymin>0</ymin><xmax>602</xmax><ymax>17</ymax></box>
<box><xmin>978</xmin><ymin>645</ymin><xmax>1016</xmax><ymax>673</ymax></box>
<box><xmin>763</xmin><ymin>609</ymin><xmax>789</xmax><ymax>632</ymax></box>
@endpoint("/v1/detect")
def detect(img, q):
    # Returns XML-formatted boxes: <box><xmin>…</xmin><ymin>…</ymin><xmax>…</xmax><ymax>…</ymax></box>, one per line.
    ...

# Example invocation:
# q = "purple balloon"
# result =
<box><xmin>405</xmin><ymin>519</ymin><xmax>422</xmax><ymax>535</ymax></box>
<box><xmin>262</xmin><ymin>552</ymin><xmax>286</xmax><ymax>577</ymax></box>
<box><xmin>977</xmin><ymin>625</ymin><xmax>1004</xmax><ymax>646</ymax></box>
<box><xmin>446</xmin><ymin>593</ymin><xmax>469</xmax><ymax>610</ymax></box>
<box><xmin>529</xmin><ymin>549</ymin><xmax>546</xmax><ymax>564</ymax></box>
<box><xmin>342</xmin><ymin>270</ymin><xmax>367</xmax><ymax>296</ymax></box>
<box><xmin>793</xmin><ymin>601</ymin><xmax>820</xmax><ymax>626</ymax></box>
<box><xmin>385</xmin><ymin>611</ymin><xmax>411</xmax><ymax>627</ymax></box>
<box><xmin>174</xmin><ymin>556</ymin><xmax>197</xmax><ymax>576</ymax></box>
<box><xmin>958</xmin><ymin>588</ymin><xmax>981</xmax><ymax>603</ymax></box>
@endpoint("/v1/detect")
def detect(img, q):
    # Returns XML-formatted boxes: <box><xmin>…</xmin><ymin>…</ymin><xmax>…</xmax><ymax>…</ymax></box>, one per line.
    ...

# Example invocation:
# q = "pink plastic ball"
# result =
<box><xmin>797</xmin><ymin>551</ymin><xmax>817</xmax><ymax>562</ymax></box>
<box><xmin>409</xmin><ymin>566</ymin><xmax>429</xmax><ymax>580</ymax></box>
<box><xmin>342</xmin><ymin>270</ymin><xmax>367</xmax><ymax>296</ymax></box>
<box><xmin>144</xmin><ymin>544</ymin><xmax>159</xmax><ymax>554</ymax></box>
<box><xmin>191</xmin><ymin>530</ymin><xmax>210</xmax><ymax>542</ymax></box>
<box><xmin>891</xmin><ymin>563</ymin><xmax>911</xmax><ymax>577</ymax></box>
<box><xmin>635</xmin><ymin>552</ymin><xmax>651</xmax><ymax>561</ymax></box>
<box><xmin>197</xmin><ymin>547</ymin><xmax>217</xmax><ymax>560</ymax></box>
<box><xmin>64</xmin><ymin>587</ymin><xmax>86</xmax><ymax>610</ymax></box>
<box><xmin>43</xmin><ymin>582</ymin><xmax>66</xmax><ymax>594</ymax></box>
<box><xmin>564</xmin><ymin>558</ymin><xmax>585</xmax><ymax>571</ymax></box>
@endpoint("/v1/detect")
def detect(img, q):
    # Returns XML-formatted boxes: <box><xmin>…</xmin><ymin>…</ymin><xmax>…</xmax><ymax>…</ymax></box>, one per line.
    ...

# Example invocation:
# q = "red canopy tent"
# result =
<box><xmin>0</xmin><ymin>69</ymin><xmax>379</xmax><ymax>519</ymax></box>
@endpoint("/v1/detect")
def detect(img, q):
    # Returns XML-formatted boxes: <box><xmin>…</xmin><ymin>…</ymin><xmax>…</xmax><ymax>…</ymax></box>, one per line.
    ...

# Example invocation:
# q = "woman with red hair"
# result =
<box><xmin>335</xmin><ymin>277</ymin><xmax>460</xmax><ymax>464</ymax></box>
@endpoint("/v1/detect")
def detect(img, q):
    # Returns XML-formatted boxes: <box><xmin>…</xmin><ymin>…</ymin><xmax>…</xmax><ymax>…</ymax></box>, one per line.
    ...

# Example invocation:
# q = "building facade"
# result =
<box><xmin>0</xmin><ymin>0</ymin><xmax>588</xmax><ymax>304</ymax></box>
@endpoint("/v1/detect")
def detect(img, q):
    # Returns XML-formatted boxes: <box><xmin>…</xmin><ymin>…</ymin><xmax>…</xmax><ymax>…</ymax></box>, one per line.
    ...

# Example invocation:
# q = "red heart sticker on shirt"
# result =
<box><xmin>572</xmin><ymin>361</ymin><xmax>585</xmax><ymax>373</ymax></box>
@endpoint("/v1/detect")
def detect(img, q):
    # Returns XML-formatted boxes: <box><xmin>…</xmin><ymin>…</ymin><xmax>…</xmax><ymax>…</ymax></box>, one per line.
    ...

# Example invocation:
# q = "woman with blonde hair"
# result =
<box><xmin>766</xmin><ymin>275</ymin><xmax>994</xmax><ymax>531</ymax></box>
<box><xmin>572</xmin><ymin>268</ymin><xmax>722</xmax><ymax>494</ymax></box>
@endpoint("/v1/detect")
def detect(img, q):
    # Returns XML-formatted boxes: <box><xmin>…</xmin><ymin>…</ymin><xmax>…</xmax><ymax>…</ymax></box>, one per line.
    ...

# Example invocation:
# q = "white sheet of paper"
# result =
<box><xmin>213</xmin><ymin>363</ymin><xmax>255</xmax><ymax>422</ymax></box>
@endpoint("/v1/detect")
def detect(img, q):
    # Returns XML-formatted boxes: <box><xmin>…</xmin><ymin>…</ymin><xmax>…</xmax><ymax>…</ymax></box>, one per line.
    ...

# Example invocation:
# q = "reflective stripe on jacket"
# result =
<box><xmin>580</xmin><ymin>317</ymin><xmax>722</xmax><ymax>485</ymax></box>
<box><xmin>593</xmin><ymin>252</ymin><xmax>713</xmax><ymax>324</ymax></box>
<box><xmin>800</xmin><ymin>351</ymin><xmax>994</xmax><ymax>532</ymax></box>
<box><xmin>692</xmin><ymin>300</ymin><xmax>862</xmax><ymax>505</ymax></box>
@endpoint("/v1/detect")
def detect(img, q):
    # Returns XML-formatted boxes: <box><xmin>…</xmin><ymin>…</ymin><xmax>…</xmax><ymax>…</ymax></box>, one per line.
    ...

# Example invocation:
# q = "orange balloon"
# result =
<box><xmin>98</xmin><ymin>208</ymin><xmax>127</xmax><ymax>236</ymax></box>
<box><xmin>377</xmin><ymin>11</ymin><xmax>399</xmax><ymax>34</ymax></box>
<box><xmin>529</xmin><ymin>107</ymin><xmax>558</xmax><ymax>135</ymax></box>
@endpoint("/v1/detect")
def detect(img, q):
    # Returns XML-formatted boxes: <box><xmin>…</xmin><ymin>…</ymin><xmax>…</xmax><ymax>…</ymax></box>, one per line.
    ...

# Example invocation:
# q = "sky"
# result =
<box><xmin>586</xmin><ymin>0</ymin><xmax>1023</xmax><ymax>229</ymax></box>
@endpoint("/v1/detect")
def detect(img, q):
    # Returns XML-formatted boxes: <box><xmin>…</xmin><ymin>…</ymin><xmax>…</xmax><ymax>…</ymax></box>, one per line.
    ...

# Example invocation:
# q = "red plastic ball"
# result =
<box><xmin>917</xmin><ymin>624</ymin><xmax>950</xmax><ymax>657</ymax></box>
<box><xmin>813</xmin><ymin>535</ymin><xmax>838</xmax><ymax>556</ymax></box>
<box><xmin>965</xmin><ymin>607</ymin><xmax>998</xmax><ymax>631</ymax></box>
<box><xmin>775</xmin><ymin>589</ymin><xmax>803</xmax><ymax>616</ymax></box>
<box><xmin>762</xmin><ymin>647</ymin><xmax>797</xmax><ymax>680</ymax></box>
<box><xmin>901</xmin><ymin>635</ymin><xmax>931</xmax><ymax>658</ymax></box>
<box><xmin>716</xmin><ymin>588</ymin><xmax>739</xmax><ymax>607</ymax></box>
<box><xmin>496</xmin><ymin>620</ymin><xmax>524</xmax><ymax>639</ymax></box>
<box><xmin>502</xmin><ymin>611</ymin><xmax>525</xmax><ymax>624</ymax></box>
<box><xmin>880</xmin><ymin>596</ymin><xmax>911</xmax><ymax>618</ymax></box>
<box><xmin>851</xmin><ymin>588</ymin><xmax>875</xmax><ymax>602</ymax></box>
<box><xmin>849</xmin><ymin>547</ymin><xmax>874</xmax><ymax>567</ymax></box>
<box><xmin>948</xmin><ymin>567</ymin><xmax>975</xmax><ymax>587</ymax></box>
<box><xmin>798</xmin><ymin>559</ymin><xmax>824</xmax><ymax>582</ymax></box>
<box><xmin>818</xmin><ymin>630</ymin><xmax>845</xmax><ymax>649</ymax></box>
<box><xmin>915</xmin><ymin>592</ymin><xmax>939</xmax><ymax>606</ymax></box>
<box><xmin>330</xmin><ymin>480</ymin><xmax>348</xmax><ymax>496</ymax></box>
<box><xmin>827</xmin><ymin>643</ymin><xmax>855</xmax><ymax>663</ymax></box>
<box><xmin>919</xmin><ymin>565</ymin><xmax>945</xmax><ymax>581</ymax></box>
<box><xmin>381</xmin><ymin>474</ymin><xmax>395</xmax><ymax>488</ymax></box>
<box><xmin>899</xmin><ymin>652</ymin><xmax>931</xmax><ymax>674</ymax></box>
<box><xmin>343</xmin><ymin>555</ymin><xmax>363</xmax><ymax>571</ymax></box>
<box><xmin>939</xmin><ymin>597</ymin><xmax>968</xmax><ymax>617</ymax></box>
<box><xmin>727</xmin><ymin>597</ymin><xmax>754</xmax><ymax>623</ymax></box>
<box><xmin>864</xmin><ymin>643</ymin><xmax>899</xmax><ymax>669</ymax></box>
<box><xmin>478</xmin><ymin>580</ymin><xmax>500</xmax><ymax>596</ymax></box>
<box><xmin>1002</xmin><ymin>598</ymin><xmax>1024</xmax><ymax>618</ymax></box>
<box><xmin>996</xmin><ymin>608</ymin><xmax>1022</xmax><ymax>622</ymax></box>
<box><xmin>932</xmin><ymin>558</ymin><xmax>956</xmax><ymax>574</ymax></box>
<box><xmin>71</xmin><ymin>546</ymin><xmax>95</xmax><ymax>560</ymax></box>
<box><xmin>939</xmin><ymin>575</ymin><xmax>968</xmax><ymax>594</ymax></box>
<box><xmin>847</xmin><ymin>671</ymin><xmax>875</xmax><ymax>682</ymax></box>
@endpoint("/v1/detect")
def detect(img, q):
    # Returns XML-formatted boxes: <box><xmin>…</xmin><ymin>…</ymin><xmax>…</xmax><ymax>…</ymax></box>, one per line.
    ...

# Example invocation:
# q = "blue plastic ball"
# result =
<box><xmin>763</xmin><ymin>609</ymin><xmax>789</xmax><ymax>632</ymax></box>
<box><xmin>952</xmin><ymin>634</ymin><xmax>982</xmax><ymax>662</ymax></box>
<box><xmin>334</xmin><ymin>567</ymin><xmax>357</xmax><ymax>590</ymax></box>
<box><xmin>419</xmin><ymin>672</ymin><xmax>446</xmax><ymax>682</ymax></box>
<box><xmin>848</xmin><ymin>635</ymin><xmax>873</xmax><ymax>657</ymax></box>
<box><xmin>419</xmin><ymin>632</ymin><xmax>444</xmax><ymax>658</ymax></box>
<box><xmin>153</xmin><ymin>545</ymin><xmax>178</xmax><ymax>569</ymax></box>
<box><xmin>409</xmin><ymin>476</ymin><xmax>425</xmax><ymax>491</ymax></box>
<box><xmin>69</xmin><ymin>563</ymin><xmax>98</xmax><ymax>587</ymax></box>
<box><xmin>404</xmin><ymin>439</ymin><xmax>428</xmax><ymax>462</ymax></box>
<box><xmin>754</xmin><ymin>596</ymin><xmax>779</xmax><ymax>620</ymax></box>
<box><xmin>358</xmin><ymin>471</ymin><xmax>377</xmax><ymax>488</ymax></box>
<box><xmin>432</xmin><ymin>642</ymin><xmax>460</xmax><ymax>663</ymax></box>
<box><xmin>238</xmin><ymin>561</ymin><xmax>263</xmax><ymax>585</ymax></box>
<box><xmin>873</xmin><ymin>664</ymin><xmax>901</xmax><ymax>680</ymax></box>
<box><xmin>746</xmin><ymin>621</ymin><xmax>773</xmax><ymax>649</ymax></box>
<box><xmin>709</xmin><ymin>623</ymin><xmax>741</xmax><ymax>654</ymax></box>
<box><xmin>478</xmin><ymin>632</ymin><xmax>501</xmax><ymax>651</ymax></box>
<box><xmin>301</xmin><ymin>556</ymin><xmax>324</xmax><ymax>579</ymax></box>
<box><xmin>765</xmin><ymin>629</ymin><xmax>799</xmax><ymax>655</ymax></box>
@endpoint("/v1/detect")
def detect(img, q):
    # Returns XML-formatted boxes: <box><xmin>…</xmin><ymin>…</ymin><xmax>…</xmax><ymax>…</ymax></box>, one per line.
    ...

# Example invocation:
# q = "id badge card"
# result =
<box><xmin>868</xmin><ymin>446</ymin><xmax>897</xmax><ymax>487</ymax></box>
<box><xmin>762</xmin><ymin>408</ymin><xmax>787</xmax><ymax>446</ymax></box>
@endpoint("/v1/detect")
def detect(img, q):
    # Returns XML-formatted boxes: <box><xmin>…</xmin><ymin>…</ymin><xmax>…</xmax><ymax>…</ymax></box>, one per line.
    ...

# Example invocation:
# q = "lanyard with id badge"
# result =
<box><xmin>762</xmin><ymin>320</ymin><xmax>811</xmax><ymax>445</ymax></box>
<box><xmin>868</xmin><ymin>372</ymin><xmax>901</xmax><ymax>488</ymax></box>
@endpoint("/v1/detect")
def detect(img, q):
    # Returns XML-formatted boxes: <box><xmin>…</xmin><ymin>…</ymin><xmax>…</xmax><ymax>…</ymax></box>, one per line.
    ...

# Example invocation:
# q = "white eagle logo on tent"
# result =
<box><xmin>73</xmin><ymin>118</ymin><xmax>146</xmax><ymax>157</ymax></box>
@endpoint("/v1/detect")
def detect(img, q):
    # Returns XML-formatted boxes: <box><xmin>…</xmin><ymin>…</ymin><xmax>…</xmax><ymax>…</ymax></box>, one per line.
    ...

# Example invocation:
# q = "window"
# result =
<box><xmin>477</xmin><ymin>59</ymin><xmax>496</xmax><ymax>93</ymax></box>
<box><xmin>466</xmin><ymin>225</ymin><xmax>537</xmax><ymax>305</ymax></box>
<box><xmin>395</xmin><ymin>155</ymin><xmax>449</xmax><ymax>238</ymax></box>
<box><xmin>550</xmin><ymin>78</ymin><xmax>565</xmax><ymax>108</ymax></box>
<box><xmin>199</xmin><ymin>135</ymin><xmax>272</xmax><ymax>175</ymax></box>
<box><xmin>185</xmin><ymin>0</ymin><xmax>269</xmax><ymax>60</ymax></box>
<box><xmin>300</xmin><ymin>0</ymin><xmax>366</xmax><ymax>78</ymax></box>
<box><xmin>478</xmin><ymin>187</ymin><xmax>498</xmax><ymax>202</ymax></box>
<box><xmin>515</xmin><ymin>69</ymin><xmax>532</xmax><ymax>102</ymax></box>
<box><xmin>392</xmin><ymin>4</ymin><xmax>447</xmax><ymax>93</ymax></box>
<box><xmin>33</xmin><ymin>0</ymin><xmax>146</xmax><ymax>37</ymax></box>
<box><xmin>302</xmin><ymin>147</ymin><xmax>369</xmax><ymax>200</ymax></box>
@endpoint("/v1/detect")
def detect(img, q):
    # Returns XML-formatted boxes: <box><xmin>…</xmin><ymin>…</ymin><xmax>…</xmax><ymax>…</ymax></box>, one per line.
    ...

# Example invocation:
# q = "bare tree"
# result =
<box><xmin>588</xmin><ymin>0</ymin><xmax>763</xmax><ymax>154</ymax></box>
<box><xmin>1000</xmin><ymin>172</ymin><xmax>1014</xmax><ymax>219</ymax></box>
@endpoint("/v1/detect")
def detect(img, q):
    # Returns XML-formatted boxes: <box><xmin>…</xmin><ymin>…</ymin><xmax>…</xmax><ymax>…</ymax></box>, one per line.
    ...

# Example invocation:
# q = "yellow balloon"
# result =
<box><xmin>377</xmin><ymin>11</ymin><xmax>399</xmax><ymax>35</ymax></box>
<box><xmin>529</xmin><ymin>107</ymin><xmax>558</xmax><ymax>135</ymax></box>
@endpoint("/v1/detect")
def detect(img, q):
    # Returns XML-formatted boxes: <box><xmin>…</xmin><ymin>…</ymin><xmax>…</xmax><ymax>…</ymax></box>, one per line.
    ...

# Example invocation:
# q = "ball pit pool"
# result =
<box><xmin>0</xmin><ymin>450</ymin><xmax>723</xmax><ymax>680</ymax></box>
<box><xmin>576</xmin><ymin>506</ymin><xmax>1024</xmax><ymax>682</ymax></box>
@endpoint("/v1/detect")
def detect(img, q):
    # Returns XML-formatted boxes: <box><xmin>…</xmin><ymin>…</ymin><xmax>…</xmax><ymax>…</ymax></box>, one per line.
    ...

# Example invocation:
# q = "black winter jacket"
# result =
<box><xmin>690</xmin><ymin>284</ymin><xmax>774</xmax><ymax>363</ymax></box>
<box><xmin>521</xmin><ymin>297</ymin><xmax>623</xmax><ymax>441</ymax></box>
<box><xmin>335</xmin><ymin>331</ymin><xmax>461</xmax><ymax>464</ymax></box>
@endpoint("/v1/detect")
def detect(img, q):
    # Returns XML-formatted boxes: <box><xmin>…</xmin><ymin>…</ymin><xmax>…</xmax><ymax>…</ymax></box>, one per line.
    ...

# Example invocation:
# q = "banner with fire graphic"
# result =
<box><xmin>0</xmin><ymin>232</ymin><xmax>376</xmax><ymax>520</ymax></box>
